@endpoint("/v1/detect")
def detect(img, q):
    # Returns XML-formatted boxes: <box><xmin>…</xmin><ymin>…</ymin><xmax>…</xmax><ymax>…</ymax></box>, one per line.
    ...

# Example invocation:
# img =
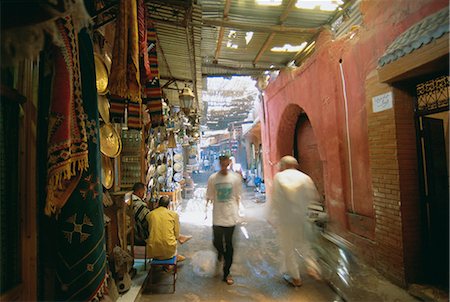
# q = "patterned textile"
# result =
<box><xmin>127</xmin><ymin>102</ymin><xmax>141</xmax><ymax>129</ymax></box>
<box><xmin>108</xmin><ymin>0</ymin><xmax>141</xmax><ymax>102</ymax></box>
<box><xmin>109</xmin><ymin>94</ymin><xmax>126</xmax><ymax>122</ymax></box>
<box><xmin>45</xmin><ymin>14</ymin><xmax>89</xmax><ymax>216</ymax></box>
<box><xmin>55</xmin><ymin>28</ymin><xmax>107</xmax><ymax>301</ymax></box>
<box><xmin>146</xmin><ymin>94</ymin><xmax>163</xmax><ymax>128</ymax></box>
<box><xmin>146</xmin><ymin>21</ymin><xmax>159</xmax><ymax>80</ymax></box>
<box><xmin>131</xmin><ymin>194</ymin><xmax>150</xmax><ymax>244</ymax></box>
<box><xmin>1</xmin><ymin>0</ymin><xmax>92</xmax><ymax>67</ymax></box>
<box><xmin>108</xmin><ymin>95</ymin><xmax>142</xmax><ymax>130</ymax></box>
<box><xmin>145</xmin><ymin>21</ymin><xmax>163</xmax><ymax>128</ymax></box>
<box><xmin>137</xmin><ymin>0</ymin><xmax>150</xmax><ymax>84</ymax></box>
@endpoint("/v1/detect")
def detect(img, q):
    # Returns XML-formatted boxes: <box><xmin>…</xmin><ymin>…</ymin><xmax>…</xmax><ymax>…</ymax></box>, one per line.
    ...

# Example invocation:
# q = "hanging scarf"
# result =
<box><xmin>127</xmin><ymin>102</ymin><xmax>141</xmax><ymax>129</ymax></box>
<box><xmin>145</xmin><ymin>21</ymin><xmax>163</xmax><ymax>127</ymax></box>
<box><xmin>109</xmin><ymin>94</ymin><xmax>126</xmax><ymax>121</ymax></box>
<box><xmin>108</xmin><ymin>95</ymin><xmax>141</xmax><ymax>129</ymax></box>
<box><xmin>108</xmin><ymin>0</ymin><xmax>141</xmax><ymax>102</ymax></box>
<box><xmin>45</xmin><ymin>14</ymin><xmax>89</xmax><ymax>216</ymax></box>
<box><xmin>55</xmin><ymin>28</ymin><xmax>107</xmax><ymax>301</ymax></box>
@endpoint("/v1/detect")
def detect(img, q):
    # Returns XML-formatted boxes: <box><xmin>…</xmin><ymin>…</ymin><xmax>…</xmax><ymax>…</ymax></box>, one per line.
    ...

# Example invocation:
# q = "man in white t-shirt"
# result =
<box><xmin>206</xmin><ymin>154</ymin><xmax>242</xmax><ymax>285</ymax></box>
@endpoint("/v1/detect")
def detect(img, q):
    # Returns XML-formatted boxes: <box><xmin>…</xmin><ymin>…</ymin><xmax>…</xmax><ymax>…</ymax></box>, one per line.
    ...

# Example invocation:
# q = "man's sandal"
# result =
<box><xmin>224</xmin><ymin>275</ymin><xmax>234</xmax><ymax>285</ymax></box>
<box><xmin>283</xmin><ymin>274</ymin><xmax>302</xmax><ymax>287</ymax></box>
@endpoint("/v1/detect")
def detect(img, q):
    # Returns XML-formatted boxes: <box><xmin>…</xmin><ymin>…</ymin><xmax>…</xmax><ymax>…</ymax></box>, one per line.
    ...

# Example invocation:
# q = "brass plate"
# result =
<box><xmin>104</xmin><ymin>52</ymin><xmax>112</xmax><ymax>73</ymax></box>
<box><xmin>98</xmin><ymin>94</ymin><xmax>110</xmax><ymax>122</ymax></box>
<box><xmin>101</xmin><ymin>154</ymin><xmax>114</xmax><ymax>189</ymax></box>
<box><xmin>94</xmin><ymin>53</ymin><xmax>109</xmax><ymax>95</ymax></box>
<box><xmin>100</xmin><ymin>123</ymin><xmax>122</xmax><ymax>158</ymax></box>
<box><xmin>157</xmin><ymin>164</ymin><xmax>167</xmax><ymax>175</ymax></box>
<box><xmin>173</xmin><ymin>153</ymin><xmax>183</xmax><ymax>163</ymax></box>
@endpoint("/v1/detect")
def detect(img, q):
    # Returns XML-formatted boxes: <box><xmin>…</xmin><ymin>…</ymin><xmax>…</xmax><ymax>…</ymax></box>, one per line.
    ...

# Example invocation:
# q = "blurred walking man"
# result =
<box><xmin>270</xmin><ymin>155</ymin><xmax>322</xmax><ymax>287</ymax></box>
<box><xmin>206</xmin><ymin>154</ymin><xmax>242</xmax><ymax>285</ymax></box>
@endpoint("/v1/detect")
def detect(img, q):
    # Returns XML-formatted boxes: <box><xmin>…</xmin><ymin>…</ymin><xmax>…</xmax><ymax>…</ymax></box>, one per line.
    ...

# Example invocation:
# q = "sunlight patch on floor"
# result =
<box><xmin>178</xmin><ymin>187</ymin><xmax>212</xmax><ymax>226</ymax></box>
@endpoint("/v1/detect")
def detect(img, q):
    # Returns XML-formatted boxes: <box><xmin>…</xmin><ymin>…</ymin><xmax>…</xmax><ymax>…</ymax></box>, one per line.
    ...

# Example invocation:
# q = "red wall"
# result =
<box><xmin>261</xmin><ymin>0</ymin><xmax>448</xmax><ymax>235</ymax></box>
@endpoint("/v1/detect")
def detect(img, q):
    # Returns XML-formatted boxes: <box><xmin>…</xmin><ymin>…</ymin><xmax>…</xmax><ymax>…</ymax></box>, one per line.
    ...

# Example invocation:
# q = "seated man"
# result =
<box><xmin>131</xmin><ymin>182</ymin><xmax>150</xmax><ymax>245</ymax></box>
<box><xmin>146</xmin><ymin>196</ymin><xmax>189</xmax><ymax>262</ymax></box>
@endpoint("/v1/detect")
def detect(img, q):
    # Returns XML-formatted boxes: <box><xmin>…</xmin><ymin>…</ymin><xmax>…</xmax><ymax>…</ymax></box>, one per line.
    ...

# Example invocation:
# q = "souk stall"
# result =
<box><xmin>0</xmin><ymin>0</ymin><xmax>201</xmax><ymax>299</ymax></box>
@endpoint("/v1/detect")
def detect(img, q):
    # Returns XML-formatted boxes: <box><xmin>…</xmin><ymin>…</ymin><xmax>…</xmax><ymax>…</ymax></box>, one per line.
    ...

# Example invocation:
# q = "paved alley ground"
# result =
<box><xmin>135</xmin><ymin>183</ymin><xmax>342</xmax><ymax>302</ymax></box>
<box><xmin>126</xmin><ymin>172</ymin><xmax>419</xmax><ymax>302</ymax></box>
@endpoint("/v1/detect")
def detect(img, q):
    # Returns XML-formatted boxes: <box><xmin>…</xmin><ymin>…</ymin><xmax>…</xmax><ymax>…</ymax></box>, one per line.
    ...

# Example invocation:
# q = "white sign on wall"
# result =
<box><xmin>372</xmin><ymin>92</ymin><xmax>393</xmax><ymax>113</ymax></box>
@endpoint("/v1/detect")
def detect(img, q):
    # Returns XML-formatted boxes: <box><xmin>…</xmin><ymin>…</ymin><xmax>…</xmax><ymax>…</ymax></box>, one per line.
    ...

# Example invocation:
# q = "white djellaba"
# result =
<box><xmin>269</xmin><ymin>156</ymin><xmax>322</xmax><ymax>284</ymax></box>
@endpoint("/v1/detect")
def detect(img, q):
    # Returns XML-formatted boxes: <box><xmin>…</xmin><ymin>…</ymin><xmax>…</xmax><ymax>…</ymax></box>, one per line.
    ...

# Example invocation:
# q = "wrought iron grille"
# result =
<box><xmin>416</xmin><ymin>75</ymin><xmax>449</xmax><ymax>114</ymax></box>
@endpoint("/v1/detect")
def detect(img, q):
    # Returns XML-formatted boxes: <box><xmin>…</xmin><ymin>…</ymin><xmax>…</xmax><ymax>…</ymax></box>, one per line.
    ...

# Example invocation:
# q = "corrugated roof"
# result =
<box><xmin>94</xmin><ymin>0</ymin><xmax>352</xmax><ymax>115</ymax></box>
<box><xmin>199</xmin><ymin>0</ymin><xmax>345</xmax><ymax>76</ymax></box>
<box><xmin>378</xmin><ymin>7</ymin><xmax>449</xmax><ymax>67</ymax></box>
<box><xmin>148</xmin><ymin>2</ymin><xmax>203</xmax><ymax>110</ymax></box>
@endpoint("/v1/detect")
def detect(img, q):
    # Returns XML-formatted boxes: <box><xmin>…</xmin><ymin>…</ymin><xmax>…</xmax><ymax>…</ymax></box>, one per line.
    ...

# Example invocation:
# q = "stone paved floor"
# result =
<box><xmin>135</xmin><ymin>184</ymin><xmax>342</xmax><ymax>302</ymax></box>
<box><xmin>128</xmin><ymin>172</ymin><xmax>421</xmax><ymax>302</ymax></box>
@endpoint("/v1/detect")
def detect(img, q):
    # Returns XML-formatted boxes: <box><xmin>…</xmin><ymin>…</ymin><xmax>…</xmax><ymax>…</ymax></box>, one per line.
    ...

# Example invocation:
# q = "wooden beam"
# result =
<box><xmin>160</xmin><ymin>76</ymin><xmax>192</xmax><ymax>83</ymax></box>
<box><xmin>292</xmin><ymin>35</ymin><xmax>317</xmax><ymax>64</ymax></box>
<box><xmin>161</xmin><ymin>78</ymin><xmax>176</xmax><ymax>89</ymax></box>
<box><xmin>223</xmin><ymin>0</ymin><xmax>232</xmax><ymax>16</ymax></box>
<box><xmin>215</xmin><ymin>27</ymin><xmax>225</xmax><ymax>60</ymax></box>
<box><xmin>148</xmin><ymin>0</ymin><xmax>191</xmax><ymax>9</ymax></box>
<box><xmin>253</xmin><ymin>0</ymin><xmax>303</xmax><ymax>65</ymax></box>
<box><xmin>279</xmin><ymin>0</ymin><xmax>297</xmax><ymax>22</ymax></box>
<box><xmin>214</xmin><ymin>0</ymin><xmax>232</xmax><ymax>61</ymax></box>
<box><xmin>203</xmin><ymin>18</ymin><xmax>318</xmax><ymax>34</ymax></box>
<box><xmin>92</xmin><ymin>2</ymin><xmax>118</xmax><ymax>19</ymax></box>
<box><xmin>203</xmin><ymin>63</ymin><xmax>276</xmax><ymax>72</ymax></box>
<box><xmin>253</xmin><ymin>33</ymin><xmax>275</xmax><ymax>65</ymax></box>
<box><xmin>155</xmin><ymin>31</ymin><xmax>180</xmax><ymax>91</ymax></box>
<box><xmin>288</xmin><ymin>0</ymin><xmax>349</xmax><ymax>65</ymax></box>
<box><xmin>148</xmin><ymin>17</ymin><xmax>184</xmax><ymax>28</ymax></box>
<box><xmin>162</xmin><ymin>86</ymin><xmax>182</xmax><ymax>91</ymax></box>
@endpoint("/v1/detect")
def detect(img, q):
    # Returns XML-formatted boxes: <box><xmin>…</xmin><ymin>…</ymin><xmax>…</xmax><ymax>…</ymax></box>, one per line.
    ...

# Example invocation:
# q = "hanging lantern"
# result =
<box><xmin>179</xmin><ymin>85</ymin><xmax>195</xmax><ymax>115</ymax></box>
<box><xmin>168</xmin><ymin>131</ymin><xmax>177</xmax><ymax>148</ymax></box>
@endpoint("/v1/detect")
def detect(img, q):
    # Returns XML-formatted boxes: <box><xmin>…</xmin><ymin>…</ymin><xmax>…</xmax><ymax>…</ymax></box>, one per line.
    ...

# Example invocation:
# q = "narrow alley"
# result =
<box><xmin>138</xmin><ymin>186</ymin><xmax>339</xmax><ymax>301</ymax></box>
<box><xmin>1</xmin><ymin>0</ymin><xmax>448</xmax><ymax>301</ymax></box>
<box><xmin>114</xmin><ymin>172</ymin><xmax>417</xmax><ymax>302</ymax></box>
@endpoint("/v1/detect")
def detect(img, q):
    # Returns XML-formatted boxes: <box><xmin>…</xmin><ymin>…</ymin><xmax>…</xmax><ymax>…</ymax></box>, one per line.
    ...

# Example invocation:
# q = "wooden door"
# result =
<box><xmin>293</xmin><ymin>114</ymin><xmax>324</xmax><ymax>197</ymax></box>
<box><xmin>421</xmin><ymin>117</ymin><xmax>449</xmax><ymax>287</ymax></box>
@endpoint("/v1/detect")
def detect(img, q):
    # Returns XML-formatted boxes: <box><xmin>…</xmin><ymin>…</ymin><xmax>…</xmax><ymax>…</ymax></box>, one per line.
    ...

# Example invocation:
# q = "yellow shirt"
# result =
<box><xmin>146</xmin><ymin>207</ymin><xmax>179</xmax><ymax>260</ymax></box>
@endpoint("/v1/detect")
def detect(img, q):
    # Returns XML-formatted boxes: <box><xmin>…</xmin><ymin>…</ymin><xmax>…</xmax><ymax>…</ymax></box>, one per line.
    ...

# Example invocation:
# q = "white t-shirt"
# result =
<box><xmin>206</xmin><ymin>171</ymin><xmax>242</xmax><ymax>227</ymax></box>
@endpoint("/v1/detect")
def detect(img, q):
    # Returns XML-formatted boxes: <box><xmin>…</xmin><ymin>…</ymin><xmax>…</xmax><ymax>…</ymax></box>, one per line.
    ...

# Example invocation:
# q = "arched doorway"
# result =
<box><xmin>293</xmin><ymin>113</ymin><xmax>325</xmax><ymax>198</ymax></box>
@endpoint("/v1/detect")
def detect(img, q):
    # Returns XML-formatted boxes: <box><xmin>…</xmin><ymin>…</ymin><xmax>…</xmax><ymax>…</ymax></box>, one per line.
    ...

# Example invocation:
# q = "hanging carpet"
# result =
<box><xmin>54</xmin><ymin>27</ymin><xmax>107</xmax><ymax>302</ymax></box>
<box><xmin>108</xmin><ymin>0</ymin><xmax>141</xmax><ymax>102</ymax></box>
<box><xmin>45</xmin><ymin>14</ymin><xmax>89</xmax><ymax>216</ymax></box>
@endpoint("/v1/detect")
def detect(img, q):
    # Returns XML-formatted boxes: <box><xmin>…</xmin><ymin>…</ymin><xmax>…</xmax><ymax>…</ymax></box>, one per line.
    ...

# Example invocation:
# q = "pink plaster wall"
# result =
<box><xmin>261</xmin><ymin>0</ymin><xmax>448</xmax><ymax>233</ymax></box>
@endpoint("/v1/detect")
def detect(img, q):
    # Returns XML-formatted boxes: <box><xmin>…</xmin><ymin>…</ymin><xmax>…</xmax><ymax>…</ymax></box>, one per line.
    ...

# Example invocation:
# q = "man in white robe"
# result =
<box><xmin>270</xmin><ymin>155</ymin><xmax>322</xmax><ymax>287</ymax></box>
